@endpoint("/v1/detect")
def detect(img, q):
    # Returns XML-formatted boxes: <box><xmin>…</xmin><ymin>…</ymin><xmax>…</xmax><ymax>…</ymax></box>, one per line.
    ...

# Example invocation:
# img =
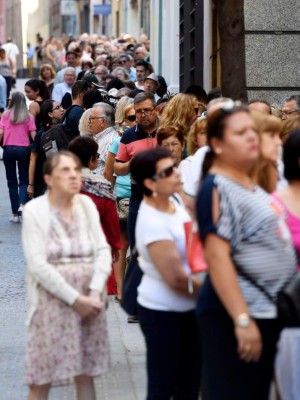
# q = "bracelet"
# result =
<box><xmin>28</xmin><ymin>184</ymin><xmax>34</xmax><ymax>186</ymax></box>
<box><xmin>188</xmin><ymin>275</ymin><xmax>194</xmax><ymax>294</ymax></box>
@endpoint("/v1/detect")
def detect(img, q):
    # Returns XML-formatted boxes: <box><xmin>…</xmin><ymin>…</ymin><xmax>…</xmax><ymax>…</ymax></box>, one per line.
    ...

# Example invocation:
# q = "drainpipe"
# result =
<box><xmin>158</xmin><ymin>0</ymin><xmax>162</xmax><ymax>75</ymax></box>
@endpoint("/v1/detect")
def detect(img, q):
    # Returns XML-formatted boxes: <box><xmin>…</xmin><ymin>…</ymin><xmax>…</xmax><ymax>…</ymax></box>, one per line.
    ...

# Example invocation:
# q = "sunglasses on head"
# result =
<box><xmin>126</xmin><ymin>114</ymin><xmax>136</xmax><ymax>122</ymax></box>
<box><xmin>152</xmin><ymin>164</ymin><xmax>177</xmax><ymax>181</ymax></box>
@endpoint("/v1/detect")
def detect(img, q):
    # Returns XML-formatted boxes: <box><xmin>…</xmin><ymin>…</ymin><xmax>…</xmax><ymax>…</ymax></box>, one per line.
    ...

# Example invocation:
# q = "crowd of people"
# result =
<box><xmin>0</xmin><ymin>31</ymin><xmax>300</xmax><ymax>400</ymax></box>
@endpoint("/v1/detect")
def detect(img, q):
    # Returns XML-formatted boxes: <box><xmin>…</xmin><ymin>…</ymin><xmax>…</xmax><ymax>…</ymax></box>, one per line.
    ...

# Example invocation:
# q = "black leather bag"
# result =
<box><xmin>277</xmin><ymin>273</ymin><xmax>300</xmax><ymax>327</ymax></box>
<box><xmin>238</xmin><ymin>268</ymin><xmax>300</xmax><ymax>328</ymax></box>
<box><xmin>121</xmin><ymin>251</ymin><xmax>143</xmax><ymax>316</ymax></box>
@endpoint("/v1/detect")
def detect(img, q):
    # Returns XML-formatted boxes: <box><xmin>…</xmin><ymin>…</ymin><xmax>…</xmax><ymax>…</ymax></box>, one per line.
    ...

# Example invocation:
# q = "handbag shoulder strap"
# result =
<box><xmin>236</xmin><ymin>267</ymin><xmax>276</xmax><ymax>304</ymax></box>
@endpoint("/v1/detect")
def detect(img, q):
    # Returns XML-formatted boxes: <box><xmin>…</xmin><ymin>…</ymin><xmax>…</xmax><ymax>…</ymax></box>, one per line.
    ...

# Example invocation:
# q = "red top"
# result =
<box><xmin>80</xmin><ymin>190</ymin><xmax>122</xmax><ymax>252</ymax></box>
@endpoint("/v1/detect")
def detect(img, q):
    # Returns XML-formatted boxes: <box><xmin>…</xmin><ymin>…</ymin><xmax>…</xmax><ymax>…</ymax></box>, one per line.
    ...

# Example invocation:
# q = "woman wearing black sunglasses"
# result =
<box><xmin>27</xmin><ymin>99</ymin><xmax>64</xmax><ymax>198</ymax></box>
<box><xmin>130</xmin><ymin>147</ymin><xmax>201</xmax><ymax>399</ymax></box>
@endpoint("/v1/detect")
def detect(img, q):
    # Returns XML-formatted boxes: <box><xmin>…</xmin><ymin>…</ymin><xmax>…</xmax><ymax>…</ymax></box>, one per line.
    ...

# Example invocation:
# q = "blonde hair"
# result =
<box><xmin>250</xmin><ymin>111</ymin><xmax>282</xmax><ymax>193</ymax></box>
<box><xmin>251</xmin><ymin>110</ymin><xmax>281</xmax><ymax>134</ymax></box>
<box><xmin>115</xmin><ymin>96</ymin><xmax>133</xmax><ymax>126</ymax></box>
<box><xmin>187</xmin><ymin>118</ymin><xmax>207</xmax><ymax>155</ymax></box>
<box><xmin>79</xmin><ymin>109</ymin><xmax>91</xmax><ymax>136</ymax></box>
<box><xmin>281</xmin><ymin>116</ymin><xmax>300</xmax><ymax>143</ymax></box>
<box><xmin>158</xmin><ymin>93</ymin><xmax>197</xmax><ymax>137</ymax></box>
<box><xmin>39</xmin><ymin>63</ymin><xmax>56</xmax><ymax>80</ymax></box>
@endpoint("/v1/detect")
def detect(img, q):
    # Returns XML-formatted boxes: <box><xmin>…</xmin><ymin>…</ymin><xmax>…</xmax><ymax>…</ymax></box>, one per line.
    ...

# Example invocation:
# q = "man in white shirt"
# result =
<box><xmin>2</xmin><ymin>37</ymin><xmax>19</xmax><ymax>65</ymax></box>
<box><xmin>88</xmin><ymin>102</ymin><xmax>119</xmax><ymax>176</ymax></box>
<box><xmin>52</xmin><ymin>67</ymin><xmax>76</xmax><ymax>103</ymax></box>
<box><xmin>54</xmin><ymin>51</ymin><xmax>81</xmax><ymax>85</ymax></box>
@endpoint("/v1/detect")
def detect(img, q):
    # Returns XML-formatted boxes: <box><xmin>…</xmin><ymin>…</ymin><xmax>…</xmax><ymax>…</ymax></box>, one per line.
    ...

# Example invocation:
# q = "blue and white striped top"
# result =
<box><xmin>196</xmin><ymin>174</ymin><xmax>296</xmax><ymax>318</ymax></box>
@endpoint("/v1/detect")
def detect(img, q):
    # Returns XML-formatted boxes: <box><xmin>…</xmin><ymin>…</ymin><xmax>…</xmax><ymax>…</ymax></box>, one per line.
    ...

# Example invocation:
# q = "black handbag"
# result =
<box><xmin>121</xmin><ymin>249</ymin><xmax>143</xmax><ymax>316</ymax></box>
<box><xmin>277</xmin><ymin>274</ymin><xmax>300</xmax><ymax>327</ymax></box>
<box><xmin>237</xmin><ymin>268</ymin><xmax>300</xmax><ymax>328</ymax></box>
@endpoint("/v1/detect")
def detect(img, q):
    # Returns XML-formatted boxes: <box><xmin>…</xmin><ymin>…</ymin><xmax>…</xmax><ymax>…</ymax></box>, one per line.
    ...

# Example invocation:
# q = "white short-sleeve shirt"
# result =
<box><xmin>136</xmin><ymin>198</ymin><xmax>195</xmax><ymax>312</ymax></box>
<box><xmin>182</xmin><ymin>146</ymin><xmax>209</xmax><ymax>197</ymax></box>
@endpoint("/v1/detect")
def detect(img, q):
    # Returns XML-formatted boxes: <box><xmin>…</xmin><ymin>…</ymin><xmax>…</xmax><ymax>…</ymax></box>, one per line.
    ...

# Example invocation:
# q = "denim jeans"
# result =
<box><xmin>3</xmin><ymin>145</ymin><xmax>30</xmax><ymax>214</ymax></box>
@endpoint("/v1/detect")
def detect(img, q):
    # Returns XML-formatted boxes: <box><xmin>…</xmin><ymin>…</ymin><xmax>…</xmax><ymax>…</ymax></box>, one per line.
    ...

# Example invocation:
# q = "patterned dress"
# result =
<box><xmin>25</xmin><ymin>202</ymin><xmax>110</xmax><ymax>385</ymax></box>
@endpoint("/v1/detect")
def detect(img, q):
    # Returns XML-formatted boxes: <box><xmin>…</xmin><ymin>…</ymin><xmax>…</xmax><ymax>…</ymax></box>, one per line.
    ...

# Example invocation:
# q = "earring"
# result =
<box><xmin>215</xmin><ymin>148</ymin><xmax>222</xmax><ymax>154</ymax></box>
<box><xmin>152</xmin><ymin>191</ymin><xmax>157</xmax><ymax>197</ymax></box>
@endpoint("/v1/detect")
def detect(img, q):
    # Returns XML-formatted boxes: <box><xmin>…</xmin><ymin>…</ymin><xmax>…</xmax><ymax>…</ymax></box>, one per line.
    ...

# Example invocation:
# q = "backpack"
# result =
<box><xmin>40</xmin><ymin>105</ymin><xmax>79</xmax><ymax>157</ymax></box>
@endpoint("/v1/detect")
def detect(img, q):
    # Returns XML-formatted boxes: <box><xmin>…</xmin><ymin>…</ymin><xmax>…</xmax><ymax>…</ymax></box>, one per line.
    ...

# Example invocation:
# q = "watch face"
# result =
<box><xmin>237</xmin><ymin>314</ymin><xmax>250</xmax><ymax>328</ymax></box>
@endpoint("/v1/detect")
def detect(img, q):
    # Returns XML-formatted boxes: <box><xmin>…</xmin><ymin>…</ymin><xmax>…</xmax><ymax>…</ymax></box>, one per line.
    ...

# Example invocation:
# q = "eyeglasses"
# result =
<box><xmin>52</xmin><ymin>105</ymin><xmax>62</xmax><ymax>111</ymax></box>
<box><xmin>119</xmin><ymin>59</ymin><xmax>127</xmax><ymax>65</ymax></box>
<box><xmin>126</xmin><ymin>114</ymin><xmax>136</xmax><ymax>122</ymax></box>
<box><xmin>89</xmin><ymin>116</ymin><xmax>106</xmax><ymax>122</ymax></box>
<box><xmin>135</xmin><ymin>107</ymin><xmax>155</xmax><ymax>116</ymax></box>
<box><xmin>152</xmin><ymin>164</ymin><xmax>177</xmax><ymax>181</ymax></box>
<box><xmin>96</xmin><ymin>153</ymin><xmax>100</xmax><ymax>159</ymax></box>
<box><xmin>282</xmin><ymin>109</ymin><xmax>299</xmax><ymax>116</ymax></box>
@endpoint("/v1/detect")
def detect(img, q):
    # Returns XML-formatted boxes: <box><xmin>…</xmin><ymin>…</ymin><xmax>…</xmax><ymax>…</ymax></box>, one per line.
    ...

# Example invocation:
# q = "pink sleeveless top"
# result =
<box><xmin>272</xmin><ymin>193</ymin><xmax>300</xmax><ymax>269</ymax></box>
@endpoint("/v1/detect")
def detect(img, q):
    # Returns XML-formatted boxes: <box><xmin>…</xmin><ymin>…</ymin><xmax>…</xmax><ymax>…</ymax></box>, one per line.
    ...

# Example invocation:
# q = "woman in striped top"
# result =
<box><xmin>196</xmin><ymin>104</ymin><xmax>296</xmax><ymax>400</ymax></box>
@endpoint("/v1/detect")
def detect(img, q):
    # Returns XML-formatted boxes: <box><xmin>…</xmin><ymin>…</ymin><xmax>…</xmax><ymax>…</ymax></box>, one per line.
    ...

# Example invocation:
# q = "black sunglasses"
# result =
<box><xmin>152</xmin><ymin>164</ymin><xmax>177</xmax><ymax>181</ymax></box>
<box><xmin>126</xmin><ymin>115</ymin><xmax>136</xmax><ymax>122</ymax></box>
<box><xmin>96</xmin><ymin>153</ymin><xmax>100</xmax><ymax>159</ymax></box>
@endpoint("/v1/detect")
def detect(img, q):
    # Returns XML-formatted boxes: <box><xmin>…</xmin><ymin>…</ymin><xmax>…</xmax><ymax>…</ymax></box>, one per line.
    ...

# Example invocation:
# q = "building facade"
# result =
<box><xmin>179</xmin><ymin>0</ymin><xmax>300</xmax><ymax>104</ymax></box>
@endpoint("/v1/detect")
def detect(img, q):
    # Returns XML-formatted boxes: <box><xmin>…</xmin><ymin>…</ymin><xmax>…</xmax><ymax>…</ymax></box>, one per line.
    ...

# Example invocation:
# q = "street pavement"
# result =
<box><xmin>0</xmin><ymin>77</ymin><xmax>147</xmax><ymax>399</ymax></box>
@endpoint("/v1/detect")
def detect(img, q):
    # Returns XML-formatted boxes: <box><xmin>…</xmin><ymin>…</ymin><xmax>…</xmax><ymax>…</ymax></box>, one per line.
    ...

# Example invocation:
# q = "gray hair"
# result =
<box><xmin>286</xmin><ymin>95</ymin><xmax>300</xmax><ymax>110</ymax></box>
<box><xmin>93</xmin><ymin>102</ymin><xmax>115</xmax><ymax>126</ymax></box>
<box><xmin>111</xmin><ymin>66</ymin><xmax>130</xmax><ymax>80</ymax></box>
<box><xmin>9</xmin><ymin>92</ymin><xmax>30</xmax><ymax>124</ymax></box>
<box><xmin>64</xmin><ymin>67</ymin><xmax>76</xmax><ymax>76</ymax></box>
<box><xmin>79</xmin><ymin>108</ymin><xmax>92</xmax><ymax>136</ymax></box>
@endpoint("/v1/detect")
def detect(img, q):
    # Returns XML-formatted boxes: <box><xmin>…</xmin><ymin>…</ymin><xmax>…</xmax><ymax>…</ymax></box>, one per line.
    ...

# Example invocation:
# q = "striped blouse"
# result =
<box><xmin>196</xmin><ymin>174</ymin><xmax>296</xmax><ymax>318</ymax></box>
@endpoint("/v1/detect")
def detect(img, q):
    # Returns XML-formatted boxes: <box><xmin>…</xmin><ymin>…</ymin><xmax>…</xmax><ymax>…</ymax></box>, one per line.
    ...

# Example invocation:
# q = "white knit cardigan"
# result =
<box><xmin>22</xmin><ymin>192</ymin><xmax>112</xmax><ymax>326</ymax></box>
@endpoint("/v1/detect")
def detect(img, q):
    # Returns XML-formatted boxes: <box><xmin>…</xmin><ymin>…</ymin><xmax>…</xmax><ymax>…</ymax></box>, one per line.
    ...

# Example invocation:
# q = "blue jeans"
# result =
<box><xmin>3</xmin><ymin>146</ymin><xmax>30</xmax><ymax>214</ymax></box>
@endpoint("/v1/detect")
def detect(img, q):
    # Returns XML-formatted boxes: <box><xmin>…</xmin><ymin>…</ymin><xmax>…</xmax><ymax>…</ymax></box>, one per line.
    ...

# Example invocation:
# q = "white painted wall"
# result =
<box><xmin>121</xmin><ymin>0</ymin><xmax>140</xmax><ymax>40</ymax></box>
<box><xmin>151</xmin><ymin>0</ymin><xmax>179</xmax><ymax>93</ymax></box>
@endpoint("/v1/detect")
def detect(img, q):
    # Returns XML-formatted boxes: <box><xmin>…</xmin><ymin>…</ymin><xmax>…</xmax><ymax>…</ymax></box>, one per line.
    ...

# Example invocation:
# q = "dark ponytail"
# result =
<box><xmin>202</xmin><ymin>149</ymin><xmax>214</xmax><ymax>179</ymax></box>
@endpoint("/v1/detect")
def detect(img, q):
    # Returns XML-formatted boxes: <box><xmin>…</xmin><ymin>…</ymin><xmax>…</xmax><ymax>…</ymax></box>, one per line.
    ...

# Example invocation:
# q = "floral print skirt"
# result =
<box><xmin>25</xmin><ymin>263</ymin><xmax>110</xmax><ymax>386</ymax></box>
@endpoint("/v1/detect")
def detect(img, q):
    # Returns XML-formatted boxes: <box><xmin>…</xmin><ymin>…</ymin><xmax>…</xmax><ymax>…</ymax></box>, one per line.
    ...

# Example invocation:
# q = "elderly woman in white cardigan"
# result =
<box><xmin>22</xmin><ymin>151</ymin><xmax>112</xmax><ymax>400</ymax></box>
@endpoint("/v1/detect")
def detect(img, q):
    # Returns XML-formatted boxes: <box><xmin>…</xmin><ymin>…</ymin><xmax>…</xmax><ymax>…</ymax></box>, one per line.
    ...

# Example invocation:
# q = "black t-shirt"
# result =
<box><xmin>31</xmin><ymin>127</ymin><xmax>47</xmax><ymax>190</ymax></box>
<box><xmin>65</xmin><ymin>105</ymin><xmax>83</xmax><ymax>136</ymax></box>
